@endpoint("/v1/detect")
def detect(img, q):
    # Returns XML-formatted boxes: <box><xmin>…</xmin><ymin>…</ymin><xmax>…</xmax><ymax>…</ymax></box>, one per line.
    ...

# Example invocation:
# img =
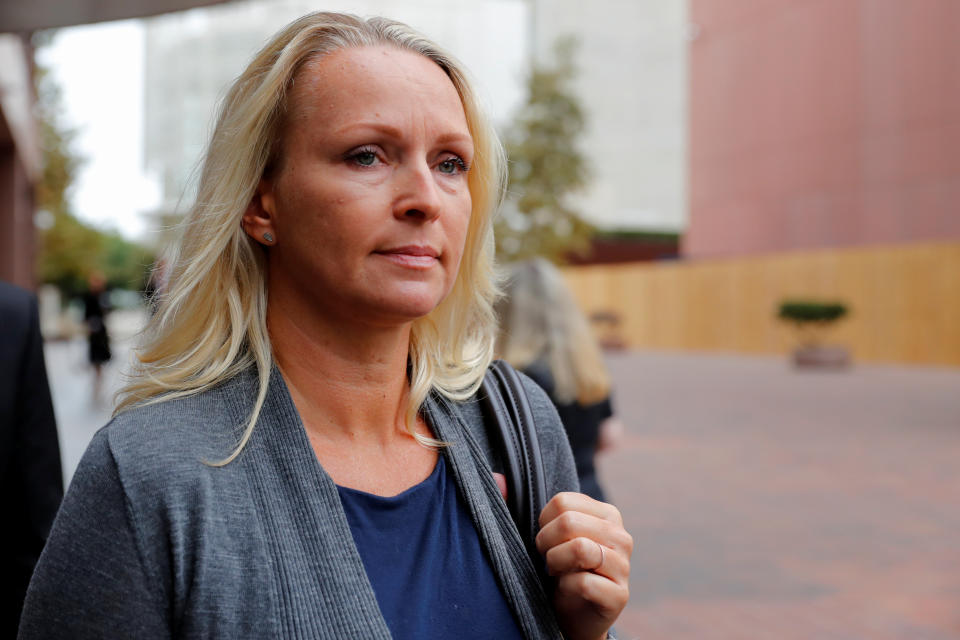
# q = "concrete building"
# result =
<box><xmin>530</xmin><ymin>0</ymin><xmax>689</xmax><ymax>233</ymax></box>
<box><xmin>142</xmin><ymin>0</ymin><xmax>689</xmax><ymax>234</ymax></box>
<box><xmin>142</xmin><ymin>0</ymin><xmax>530</xmax><ymax>223</ymax></box>
<box><xmin>685</xmin><ymin>0</ymin><xmax>960</xmax><ymax>258</ymax></box>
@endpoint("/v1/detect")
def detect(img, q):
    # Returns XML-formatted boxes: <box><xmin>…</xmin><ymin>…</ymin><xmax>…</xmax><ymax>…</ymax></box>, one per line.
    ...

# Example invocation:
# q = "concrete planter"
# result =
<box><xmin>792</xmin><ymin>345</ymin><xmax>851</xmax><ymax>369</ymax></box>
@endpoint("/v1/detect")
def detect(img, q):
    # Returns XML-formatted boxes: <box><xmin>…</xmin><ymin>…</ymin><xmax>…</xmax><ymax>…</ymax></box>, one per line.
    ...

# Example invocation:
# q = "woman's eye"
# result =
<box><xmin>438</xmin><ymin>157</ymin><xmax>469</xmax><ymax>175</ymax></box>
<box><xmin>351</xmin><ymin>151</ymin><xmax>377</xmax><ymax>167</ymax></box>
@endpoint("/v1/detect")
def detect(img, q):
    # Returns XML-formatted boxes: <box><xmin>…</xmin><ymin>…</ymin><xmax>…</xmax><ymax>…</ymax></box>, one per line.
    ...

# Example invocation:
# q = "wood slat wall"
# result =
<box><xmin>562</xmin><ymin>241</ymin><xmax>960</xmax><ymax>366</ymax></box>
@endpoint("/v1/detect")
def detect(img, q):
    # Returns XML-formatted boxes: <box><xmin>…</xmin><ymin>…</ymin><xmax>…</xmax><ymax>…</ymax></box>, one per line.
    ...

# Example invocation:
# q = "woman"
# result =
<box><xmin>20</xmin><ymin>13</ymin><xmax>631</xmax><ymax>640</ymax></box>
<box><xmin>82</xmin><ymin>272</ymin><xmax>111</xmax><ymax>401</ymax></box>
<box><xmin>497</xmin><ymin>259</ymin><xmax>623</xmax><ymax>502</ymax></box>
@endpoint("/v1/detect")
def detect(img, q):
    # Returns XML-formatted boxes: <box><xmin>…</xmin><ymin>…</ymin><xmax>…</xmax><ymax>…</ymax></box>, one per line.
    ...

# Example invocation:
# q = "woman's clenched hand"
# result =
<box><xmin>536</xmin><ymin>492</ymin><xmax>632</xmax><ymax>640</ymax></box>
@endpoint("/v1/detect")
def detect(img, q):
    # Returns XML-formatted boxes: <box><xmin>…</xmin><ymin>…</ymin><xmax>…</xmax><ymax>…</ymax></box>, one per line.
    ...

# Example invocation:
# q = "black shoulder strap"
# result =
<box><xmin>480</xmin><ymin>360</ymin><xmax>549</xmax><ymax>564</ymax></box>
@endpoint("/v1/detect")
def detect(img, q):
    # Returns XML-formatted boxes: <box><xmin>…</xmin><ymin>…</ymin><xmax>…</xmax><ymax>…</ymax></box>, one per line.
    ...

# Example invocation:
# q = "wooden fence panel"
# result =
<box><xmin>561</xmin><ymin>241</ymin><xmax>960</xmax><ymax>366</ymax></box>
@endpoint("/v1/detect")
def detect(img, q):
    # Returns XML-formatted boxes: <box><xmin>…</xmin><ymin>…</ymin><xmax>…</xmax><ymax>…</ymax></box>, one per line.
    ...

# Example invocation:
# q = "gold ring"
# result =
<box><xmin>594</xmin><ymin>542</ymin><xmax>605</xmax><ymax>572</ymax></box>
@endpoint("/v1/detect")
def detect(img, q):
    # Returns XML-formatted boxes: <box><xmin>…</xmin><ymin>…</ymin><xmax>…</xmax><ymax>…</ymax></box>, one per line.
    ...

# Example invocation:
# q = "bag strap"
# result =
<box><xmin>480</xmin><ymin>360</ymin><xmax>549</xmax><ymax>568</ymax></box>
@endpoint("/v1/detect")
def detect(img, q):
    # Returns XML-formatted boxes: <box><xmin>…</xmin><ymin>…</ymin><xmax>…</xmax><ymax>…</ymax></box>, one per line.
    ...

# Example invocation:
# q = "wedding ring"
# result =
<box><xmin>594</xmin><ymin>542</ymin><xmax>605</xmax><ymax>572</ymax></box>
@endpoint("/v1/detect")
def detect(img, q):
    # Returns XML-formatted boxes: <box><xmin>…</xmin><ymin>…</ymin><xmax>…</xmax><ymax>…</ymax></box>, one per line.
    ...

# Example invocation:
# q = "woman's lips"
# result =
<box><xmin>374</xmin><ymin>245</ymin><xmax>440</xmax><ymax>269</ymax></box>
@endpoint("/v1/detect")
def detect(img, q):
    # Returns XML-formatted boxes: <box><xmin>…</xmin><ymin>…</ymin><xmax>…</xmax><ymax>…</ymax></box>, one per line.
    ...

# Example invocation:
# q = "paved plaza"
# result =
<box><xmin>46</xmin><ymin>333</ymin><xmax>960</xmax><ymax>639</ymax></box>
<box><xmin>601</xmin><ymin>352</ymin><xmax>960</xmax><ymax>640</ymax></box>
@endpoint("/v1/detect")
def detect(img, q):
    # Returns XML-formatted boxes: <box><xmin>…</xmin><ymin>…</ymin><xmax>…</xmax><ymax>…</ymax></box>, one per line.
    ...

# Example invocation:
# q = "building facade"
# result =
<box><xmin>0</xmin><ymin>0</ymin><xmax>233</xmax><ymax>288</ymax></box>
<box><xmin>142</xmin><ymin>0</ymin><xmax>688</xmax><ymax>235</ymax></box>
<box><xmin>530</xmin><ymin>0</ymin><xmax>689</xmax><ymax>233</ymax></box>
<box><xmin>685</xmin><ymin>0</ymin><xmax>960</xmax><ymax>258</ymax></box>
<box><xmin>0</xmin><ymin>34</ymin><xmax>41</xmax><ymax>288</ymax></box>
<box><xmin>142</xmin><ymin>0</ymin><xmax>530</xmax><ymax>224</ymax></box>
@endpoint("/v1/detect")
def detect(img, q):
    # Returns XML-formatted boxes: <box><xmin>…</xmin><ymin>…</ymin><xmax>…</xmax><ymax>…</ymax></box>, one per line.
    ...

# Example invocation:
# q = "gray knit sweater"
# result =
<box><xmin>19</xmin><ymin>366</ymin><xmax>578</xmax><ymax>639</ymax></box>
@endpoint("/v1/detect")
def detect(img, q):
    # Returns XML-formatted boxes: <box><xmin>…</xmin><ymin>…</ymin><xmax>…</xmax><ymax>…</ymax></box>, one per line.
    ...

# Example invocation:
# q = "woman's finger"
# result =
<box><xmin>555</xmin><ymin>569</ymin><xmax>630</xmax><ymax>612</ymax></box>
<box><xmin>538</xmin><ymin>491</ymin><xmax>623</xmax><ymax>529</ymax></box>
<box><xmin>544</xmin><ymin>537</ymin><xmax>629</xmax><ymax>582</ymax></box>
<box><xmin>553</xmin><ymin>570</ymin><xmax>631</xmax><ymax>638</ymax></box>
<box><xmin>535</xmin><ymin>507</ymin><xmax>633</xmax><ymax>559</ymax></box>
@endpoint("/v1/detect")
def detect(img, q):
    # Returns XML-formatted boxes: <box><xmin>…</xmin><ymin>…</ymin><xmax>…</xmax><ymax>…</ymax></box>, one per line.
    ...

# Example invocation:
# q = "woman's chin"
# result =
<box><xmin>376</xmin><ymin>300</ymin><xmax>442</xmax><ymax>324</ymax></box>
<box><xmin>367</xmin><ymin>289</ymin><xmax>449</xmax><ymax>326</ymax></box>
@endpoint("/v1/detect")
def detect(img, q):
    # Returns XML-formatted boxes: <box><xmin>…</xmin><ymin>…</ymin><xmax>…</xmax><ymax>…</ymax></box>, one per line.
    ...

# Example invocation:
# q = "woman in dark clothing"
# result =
<box><xmin>82</xmin><ymin>273</ymin><xmax>110</xmax><ymax>400</ymax></box>
<box><xmin>522</xmin><ymin>360</ymin><xmax>616</xmax><ymax>502</ymax></box>
<box><xmin>497</xmin><ymin>259</ymin><xmax>624</xmax><ymax>502</ymax></box>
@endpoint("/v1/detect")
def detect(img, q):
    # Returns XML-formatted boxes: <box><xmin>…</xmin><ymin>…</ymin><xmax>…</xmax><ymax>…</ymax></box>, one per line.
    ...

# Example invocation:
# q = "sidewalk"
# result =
<box><xmin>599</xmin><ymin>351</ymin><xmax>960</xmax><ymax>640</ymax></box>
<box><xmin>44</xmin><ymin>307</ymin><xmax>146</xmax><ymax>486</ymax></box>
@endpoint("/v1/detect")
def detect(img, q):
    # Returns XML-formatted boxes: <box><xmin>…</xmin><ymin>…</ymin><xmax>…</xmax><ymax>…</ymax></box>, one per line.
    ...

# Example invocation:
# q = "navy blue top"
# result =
<box><xmin>337</xmin><ymin>455</ymin><xmax>525</xmax><ymax>639</ymax></box>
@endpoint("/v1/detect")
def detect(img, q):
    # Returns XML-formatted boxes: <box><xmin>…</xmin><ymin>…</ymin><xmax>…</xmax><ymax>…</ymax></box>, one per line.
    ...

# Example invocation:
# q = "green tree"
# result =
<box><xmin>498</xmin><ymin>36</ymin><xmax>593</xmax><ymax>263</ymax></box>
<box><xmin>34</xmin><ymin>61</ymin><xmax>102</xmax><ymax>296</ymax></box>
<box><xmin>101</xmin><ymin>231</ymin><xmax>156</xmax><ymax>291</ymax></box>
<box><xmin>34</xmin><ymin>46</ymin><xmax>154</xmax><ymax>297</ymax></box>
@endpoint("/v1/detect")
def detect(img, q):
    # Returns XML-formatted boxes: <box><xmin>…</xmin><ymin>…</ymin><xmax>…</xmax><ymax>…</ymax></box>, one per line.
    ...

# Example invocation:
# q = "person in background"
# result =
<box><xmin>20</xmin><ymin>13</ymin><xmax>631</xmax><ymax>639</ymax></box>
<box><xmin>0</xmin><ymin>280</ymin><xmax>63</xmax><ymax>636</ymax></box>
<box><xmin>82</xmin><ymin>272</ymin><xmax>111</xmax><ymax>401</ymax></box>
<box><xmin>497</xmin><ymin>258</ymin><xmax>624</xmax><ymax>502</ymax></box>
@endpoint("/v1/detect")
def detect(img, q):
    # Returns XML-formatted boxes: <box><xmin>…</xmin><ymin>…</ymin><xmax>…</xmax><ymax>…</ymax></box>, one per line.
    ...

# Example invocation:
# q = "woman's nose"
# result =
<box><xmin>393</xmin><ymin>161</ymin><xmax>442</xmax><ymax>221</ymax></box>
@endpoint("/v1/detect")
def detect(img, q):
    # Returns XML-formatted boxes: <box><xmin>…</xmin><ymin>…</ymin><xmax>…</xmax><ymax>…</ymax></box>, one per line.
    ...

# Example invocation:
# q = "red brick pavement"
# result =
<box><xmin>597</xmin><ymin>352</ymin><xmax>960</xmax><ymax>640</ymax></box>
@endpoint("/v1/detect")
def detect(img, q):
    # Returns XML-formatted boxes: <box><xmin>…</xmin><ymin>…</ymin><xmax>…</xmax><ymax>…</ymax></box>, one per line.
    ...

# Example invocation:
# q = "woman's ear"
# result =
<box><xmin>242</xmin><ymin>178</ymin><xmax>277</xmax><ymax>246</ymax></box>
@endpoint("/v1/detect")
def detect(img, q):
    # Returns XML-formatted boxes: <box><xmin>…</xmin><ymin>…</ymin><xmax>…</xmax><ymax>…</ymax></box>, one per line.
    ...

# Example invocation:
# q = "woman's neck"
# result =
<box><xmin>267</xmin><ymin>299</ymin><xmax>440</xmax><ymax>496</ymax></box>
<box><xmin>267</xmin><ymin>301</ymin><xmax>413</xmax><ymax>445</ymax></box>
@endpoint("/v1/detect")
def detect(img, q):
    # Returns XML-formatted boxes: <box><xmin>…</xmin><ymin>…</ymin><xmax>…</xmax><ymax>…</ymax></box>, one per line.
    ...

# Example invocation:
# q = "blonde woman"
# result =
<box><xmin>20</xmin><ymin>12</ymin><xmax>631</xmax><ymax>640</ymax></box>
<box><xmin>497</xmin><ymin>259</ymin><xmax>624</xmax><ymax>502</ymax></box>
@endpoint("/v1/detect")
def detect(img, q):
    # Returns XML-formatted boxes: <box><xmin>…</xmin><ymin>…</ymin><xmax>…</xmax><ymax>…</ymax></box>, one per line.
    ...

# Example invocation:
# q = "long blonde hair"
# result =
<box><xmin>116</xmin><ymin>12</ymin><xmax>506</xmax><ymax>463</ymax></box>
<box><xmin>496</xmin><ymin>259</ymin><xmax>610</xmax><ymax>405</ymax></box>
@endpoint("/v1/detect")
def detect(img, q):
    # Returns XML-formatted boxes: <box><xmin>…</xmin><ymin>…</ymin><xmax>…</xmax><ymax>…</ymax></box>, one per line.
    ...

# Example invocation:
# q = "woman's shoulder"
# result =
<box><xmin>511</xmin><ymin>369</ymin><xmax>577</xmax><ymax>475</ymax></box>
<box><xmin>96</xmin><ymin>380</ymin><xmax>249</xmax><ymax>480</ymax></box>
<box><xmin>514</xmin><ymin>369</ymin><xmax>562</xmax><ymax>429</ymax></box>
<box><xmin>450</xmin><ymin>366</ymin><xmax>578</xmax><ymax>493</ymax></box>
<box><xmin>65</xmin><ymin>387</ymin><xmax>250</xmax><ymax>542</ymax></box>
<box><xmin>454</xmin><ymin>368</ymin><xmax>563</xmax><ymax>438</ymax></box>
<box><xmin>519</xmin><ymin>359</ymin><xmax>556</xmax><ymax>397</ymax></box>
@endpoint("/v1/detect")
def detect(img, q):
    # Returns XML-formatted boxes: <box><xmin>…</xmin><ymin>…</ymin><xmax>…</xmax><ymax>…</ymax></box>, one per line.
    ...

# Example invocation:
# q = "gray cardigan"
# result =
<box><xmin>19</xmin><ymin>366</ymin><xmax>578</xmax><ymax>639</ymax></box>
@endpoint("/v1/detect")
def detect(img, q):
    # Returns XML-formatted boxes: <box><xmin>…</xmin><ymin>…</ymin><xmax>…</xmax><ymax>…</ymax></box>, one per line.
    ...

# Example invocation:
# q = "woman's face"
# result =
<box><xmin>255</xmin><ymin>45</ymin><xmax>474</xmax><ymax>328</ymax></box>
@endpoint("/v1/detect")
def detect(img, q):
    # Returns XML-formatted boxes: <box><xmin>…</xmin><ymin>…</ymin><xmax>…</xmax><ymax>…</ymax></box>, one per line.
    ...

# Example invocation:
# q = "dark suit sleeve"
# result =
<box><xmin>0</xmin><ymin>288</ymin><xmax>64</xmax><ymax>635</ymax></box>
<box><xmin>14</xmin><ymin>293</ymin><xmax>64</xmax><ymax>545</ymax></box>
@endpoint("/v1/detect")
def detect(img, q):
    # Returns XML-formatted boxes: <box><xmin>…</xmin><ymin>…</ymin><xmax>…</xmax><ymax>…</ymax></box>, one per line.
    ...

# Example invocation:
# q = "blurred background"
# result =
<box><xmin>1</xmin><ymin>1</ymin><xmax>957</xmax><ymax>637</ymax></box>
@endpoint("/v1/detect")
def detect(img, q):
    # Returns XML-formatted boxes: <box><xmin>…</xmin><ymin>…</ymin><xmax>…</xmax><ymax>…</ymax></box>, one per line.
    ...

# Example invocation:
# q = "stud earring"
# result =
<box><xmin>262</xmin><ymin>232</ymin><xmax>274</xmax><ymax>244</ymax></box>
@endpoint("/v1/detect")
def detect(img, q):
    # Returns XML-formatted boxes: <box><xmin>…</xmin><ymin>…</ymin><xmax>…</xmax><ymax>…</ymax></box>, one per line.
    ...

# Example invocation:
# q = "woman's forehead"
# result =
<box><xmin>287</xmin><ymin>45</ymin><xmax>466</xmax><ymax>128</ymax></box>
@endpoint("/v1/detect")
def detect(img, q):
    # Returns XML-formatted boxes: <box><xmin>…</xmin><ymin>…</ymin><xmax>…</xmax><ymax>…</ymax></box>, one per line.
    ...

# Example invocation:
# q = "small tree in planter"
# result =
<box><xmin>777</xmin><ymin>300</ymin><xmax>851</xmax><ymax>368</ymax></box>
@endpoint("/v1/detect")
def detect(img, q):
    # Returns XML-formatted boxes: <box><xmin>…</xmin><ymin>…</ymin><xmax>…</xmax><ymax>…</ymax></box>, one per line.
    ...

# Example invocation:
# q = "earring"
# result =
<box><xmin>262</xmin><ymin>232</ymin><xmax>274</xmax><ymax>244</ymax></box>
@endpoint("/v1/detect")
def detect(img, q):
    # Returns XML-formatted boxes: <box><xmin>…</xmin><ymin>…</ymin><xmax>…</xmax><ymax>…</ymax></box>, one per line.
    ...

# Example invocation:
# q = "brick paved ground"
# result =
<box><xmin>598</xmin><ymin>351</ymin><xmax>960</xmax><ymax>640</ymax></box>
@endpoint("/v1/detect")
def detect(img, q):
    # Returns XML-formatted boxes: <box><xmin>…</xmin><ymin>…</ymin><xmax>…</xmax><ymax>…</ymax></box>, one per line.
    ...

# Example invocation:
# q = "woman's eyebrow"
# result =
<box><xmin>333</xmin><ymin>122</ymin><xmax>473</xmax><ymax>147</ymax></box>
<box><xmin>333</xmin><ymin>122</ymin><xmax>404</xmax><ymax>139</ymax></box>
<box><xmin>434</xmin><ymin>131</ymin><xmax>474</xmax><ymax>148</ymax></box>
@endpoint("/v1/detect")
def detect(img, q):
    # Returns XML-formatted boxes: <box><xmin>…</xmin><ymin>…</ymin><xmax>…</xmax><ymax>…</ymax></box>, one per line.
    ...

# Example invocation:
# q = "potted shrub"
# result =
<box><xmin>777</xmin><ymin>300</ymin><xmax>851</xmax><ymax>368</ymax></box>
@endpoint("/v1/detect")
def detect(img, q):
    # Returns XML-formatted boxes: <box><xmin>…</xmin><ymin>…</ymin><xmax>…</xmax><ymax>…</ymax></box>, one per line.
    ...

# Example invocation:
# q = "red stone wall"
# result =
<box><xmin>0</xmin><ymin>118</ymin><xmax>37</xmax><ymax>289</ymax></box>
<box><xmin>685</xmin><ymin>0</ymin><xmax>960</xmax><ymax>258</ymax></box>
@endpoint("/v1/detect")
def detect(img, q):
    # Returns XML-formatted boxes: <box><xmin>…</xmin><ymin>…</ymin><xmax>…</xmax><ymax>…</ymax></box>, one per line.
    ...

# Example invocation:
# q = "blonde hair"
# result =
<box><xmin>116</xmin><ymin>12</ymin><xmax>506</xmax><ymax>462</ymax></box>
<box><xmin>496</xmin><ymin>259</ymin><xmax>610</xmax><ymax>405</ymax></box>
